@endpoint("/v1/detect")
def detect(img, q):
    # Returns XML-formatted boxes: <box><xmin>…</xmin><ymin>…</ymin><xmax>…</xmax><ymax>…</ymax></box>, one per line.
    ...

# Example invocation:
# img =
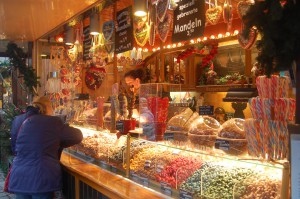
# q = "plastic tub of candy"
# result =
<box><xmin>218</xmin><ymin>118</ymin><xmax>245</xmax><ymax>139</ymax></box>
<box><xmin>188</xmin><ymin>134</ymin><xmax>217</xmax><ymax>147</ymax></box>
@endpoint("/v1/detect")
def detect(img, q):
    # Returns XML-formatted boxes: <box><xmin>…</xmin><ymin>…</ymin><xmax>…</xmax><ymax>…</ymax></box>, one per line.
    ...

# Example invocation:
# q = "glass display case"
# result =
<box><xmin>65</xmin><ymin>125</ymin><xmax>288</xmax><ymax>199</ymax></box>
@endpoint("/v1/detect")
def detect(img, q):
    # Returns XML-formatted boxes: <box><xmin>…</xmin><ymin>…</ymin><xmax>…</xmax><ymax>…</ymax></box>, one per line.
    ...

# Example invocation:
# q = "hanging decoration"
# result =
<box><xmin>157</xmin><ymin>12</ymin><xmax>172</xmax><ymax>42</ymax></box>
<box><xmin>206</xmin><ymin>0</ymin><xmax>223</xmax><ymax>25</ymax></box>
<box><xmin>85</xmin><ymin>66</ymin><xmax>106</xmax><ymax>90</ymax></box>
<box><xmin>134</xmin><ymin>15</ymin><xmax>150</xmax><ymax>46</ymax></box>
<box><xmin>156</xmin><ymin>0</ymin><xmax>169</xmax><ymax>22</ymax></box>
<box><xmin>176</xmin><ymin>41</ymin><xmax>218</xmax><ymax>65</ymax></box>
<box><xmin>103</xmin><ymin>21</ymin><xmax>114</xmax><ymax>41</ymax></box>
<box><xmin>237</xmin><ymin>0</ymin><xmax>251</xmax><ymax>20</ymax></box>
<box><xmin>102</xmin><ymin>19</ymin><xmax>115</xmax><ymax>54</ymax></box>
<box><xmin>201</xmin><ymin>41</ymin><xmax>219</xmax><ymax>67</ymax></box>
<box><xmin>238</xmin><ymin>26</ymin><xmax>258</xmax><ymax>49</ymax></box>
<box><xmin>148</xmin><ymin>3</ymin><xmax>156</xmax><ymax>46</ymax></box>
<box><xmin>223</xmin><ymin>0</ymin><xmax>233</xmax><ymax>29</ymax></box>
<box><xmin>50</xmin><ymin>46</ymin><xmax>68</xmax><ymax>69</ymax></box>
<box><xmin>6</xmin><ymin>42</ymin><xmax>39</xmax><ymax>93</ymax></box>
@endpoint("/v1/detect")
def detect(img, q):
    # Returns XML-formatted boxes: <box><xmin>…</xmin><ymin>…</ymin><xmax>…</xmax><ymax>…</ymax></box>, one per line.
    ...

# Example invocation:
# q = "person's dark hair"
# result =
<box><xmin>124</xmin><ymin>68</ymin><xmax>146</xmax><ymax>83</ymax></box>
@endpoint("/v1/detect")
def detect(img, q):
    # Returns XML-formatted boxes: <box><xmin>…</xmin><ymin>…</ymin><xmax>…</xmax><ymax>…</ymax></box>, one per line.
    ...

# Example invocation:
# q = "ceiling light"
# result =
<box><xmin>65</xmin><ymin>27</ymin><xmax>74</xmax><ymax>45</ymax></box>
<box><xmin>134</xmin><ymin>0</ymin><xmax>148</xmax><ymax>17</ymax></box>
<box><xmin>90</xmin><ymin>12</ymin><xmax>100</xmax><ymax>35</ymax></box>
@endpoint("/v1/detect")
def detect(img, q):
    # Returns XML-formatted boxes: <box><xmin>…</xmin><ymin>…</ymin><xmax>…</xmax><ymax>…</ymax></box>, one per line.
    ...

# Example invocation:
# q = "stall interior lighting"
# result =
<box><xmin>65</xmin><ymin>28</ymin><xmax>74</xmax><ymax>45</ymax></box>
<box><xmin>134</xmin><ymin>0</ymin><xmax>148</xmax><ymax>17</ymax></box>
<box><xmin>90</xmin><ymin>12</ymin><xmax>100</xmax><ymax>35</ymax></box>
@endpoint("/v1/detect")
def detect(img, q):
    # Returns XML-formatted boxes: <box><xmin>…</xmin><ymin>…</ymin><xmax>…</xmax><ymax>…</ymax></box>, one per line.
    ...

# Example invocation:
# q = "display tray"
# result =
<box><xmin>65</xmin><ymin>149</ymin><xmax>126</xmax><ymax>176</ymax></box>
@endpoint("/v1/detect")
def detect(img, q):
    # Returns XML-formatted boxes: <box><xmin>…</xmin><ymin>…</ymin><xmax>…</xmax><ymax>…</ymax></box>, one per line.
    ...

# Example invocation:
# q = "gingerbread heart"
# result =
<box><xmin>206</xmin><ymin>6</ymin><xmax>222</xmax><ymax>25</ymax></box>
<box><xmin>237</xmin><ymin>1</ymin><xmax>251</xmax><ymax>19</ymax></box>
<box><xmin>156</xmin><ymin>0</ymin><xmax>169</xmax><ymax>22</ymax></box>
<box><xmin>157</xmin><ymin>13</ymin><xmax>172</xmax><ymax>42</ymax></box>
<box><xmin>134</xmin><ymin>23</ymin><xmax>150</xmax><ymax>46</ymax></box>
<box><xmin>238</xmin><ymin>27</ymin><xmax>258</xmax><ymax>49</ymax></box>
<box><xmin>102</xmin><ymin>20</ymin><xmax>114</xmax><ymax>41</ymax></box>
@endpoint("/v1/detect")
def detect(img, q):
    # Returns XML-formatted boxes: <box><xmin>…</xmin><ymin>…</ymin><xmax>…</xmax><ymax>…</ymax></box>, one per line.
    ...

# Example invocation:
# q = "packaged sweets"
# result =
<box><xmin>167</xmin><ymin>108</ymin><xmax>193</xmax><ymax>131</ymax></box>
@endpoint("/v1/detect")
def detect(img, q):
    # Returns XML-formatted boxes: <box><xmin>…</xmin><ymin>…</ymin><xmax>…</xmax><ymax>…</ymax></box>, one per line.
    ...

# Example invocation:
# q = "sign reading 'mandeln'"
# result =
<box><xmin>172</xmin><ymin>0</ymin><xmax>205</xmax><ymax>43</ymax></box>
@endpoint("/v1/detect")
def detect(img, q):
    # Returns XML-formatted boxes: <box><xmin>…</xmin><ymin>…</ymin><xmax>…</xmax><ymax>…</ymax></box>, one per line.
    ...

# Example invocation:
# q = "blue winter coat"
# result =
<box><xmin>8</xmin><ymin>106</ymin><xmax>83</xmax><ymax>194</ymax></box>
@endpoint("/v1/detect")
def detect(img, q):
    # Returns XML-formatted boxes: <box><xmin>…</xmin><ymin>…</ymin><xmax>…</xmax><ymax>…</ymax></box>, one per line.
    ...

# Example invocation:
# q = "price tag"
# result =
<box><xmin>180</xmin><ymin>189</ymin><xmax>193</xmax><ymax>199</ymax></box>
<box><xmin>215</xmin><ymin>139</ymin><xmax>230</xmax><ymax>151</ymax></box>
<box><xmin>130</xmin><ymin>172</ymin><xmax>139</xmax><ymax>182</ymax></box>
<box><xmin>144</xmin><ymin>160</ymin><xmax>151</xmax><ymax>169</ymax></box>
<box><xmin>156</xmin><ymin>164</ymin><xmax>164</xmax><ymax>173</ymax></box>
<box><xmin>140</xmin><ymin>176</ymin><xmax>149</xmax><ymax>187</ymax></box>
<box><xmin>161</xmin><ymin>182</ymin><xmax>172</xmax><ymax>196</ymax></box>
<box><xmin>199</xmin><ymin>106</ymin><xmax>214</xmax><ymax>116</ymax></box>
<box><xmin>100</xmin><ymin>161</ymin><xmax>110</xmax><ymax>170</ymax></box>
<box><xmin>116</xmin><ymin>121</ymin><xmax>124</xmax><ymax>133</ymax></box>
<box><xmin>111</xmin><ymin>166</ymin><xmax>118</xmax><ymax>173</ymax></box>
<box><xmin>164</xmin><ymin>132</ymin><xmax>174</xmax><ymax>140</ymax></box>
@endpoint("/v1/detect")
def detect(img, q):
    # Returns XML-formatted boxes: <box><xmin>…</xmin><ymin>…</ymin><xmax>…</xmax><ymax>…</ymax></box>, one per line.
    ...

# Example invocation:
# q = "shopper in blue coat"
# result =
<box><xmin>8</xmin><ymin>96</ymin><xmax>83</xmax><ymax>199</ymax></box>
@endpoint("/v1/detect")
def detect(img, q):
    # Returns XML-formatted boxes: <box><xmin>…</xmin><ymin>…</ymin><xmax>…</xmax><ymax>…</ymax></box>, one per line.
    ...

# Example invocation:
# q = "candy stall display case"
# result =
<box><xmin>127</xmin><ymin>138</ymin><xmax>288</xmax><ymax>199</ymax></box>
<box><xmin>64</xmin><ymin>124</ymin><xmax>289</xmax><ymax>199</ymax></box>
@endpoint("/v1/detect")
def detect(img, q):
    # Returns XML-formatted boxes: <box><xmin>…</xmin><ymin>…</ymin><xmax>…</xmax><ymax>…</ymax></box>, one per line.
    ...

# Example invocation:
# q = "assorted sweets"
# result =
<box><xmin>70</xmin><ymin>120</ymin><xmax>283</xmax><ymax>198</ymax></box>
<box><xmin>217</xmin><ymin>118</ymin><xmax>248</xmax><ymax>155</ymax></box>
<box><xmin>188</xmin><ymin>116</ymin><xmax>221</xmax><ymax>147</ymax></box>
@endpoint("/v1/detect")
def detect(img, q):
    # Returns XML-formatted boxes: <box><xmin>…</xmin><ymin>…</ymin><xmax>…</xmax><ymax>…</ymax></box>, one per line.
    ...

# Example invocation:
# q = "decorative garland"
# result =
<box><xmin>242</xmin><ymin>0</ymin><xmax>300</xmax><ymax>76</ymax></box>
<box><xmin>176</xmin><ymin>41</ymin><xmax>219</xmax><ymax>64</ymax></box>
<box><xmin>6</xmin><ymin>42</ymin><xmax>39</xmax><ymax>92</ymax></box>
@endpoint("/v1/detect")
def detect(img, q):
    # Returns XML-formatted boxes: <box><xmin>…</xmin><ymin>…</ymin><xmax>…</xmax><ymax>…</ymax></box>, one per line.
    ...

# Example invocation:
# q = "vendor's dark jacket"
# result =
<box><xmin>8</xmin><ymin>106</ymin><xmax>83</xmax><ymax>194</ymax></box>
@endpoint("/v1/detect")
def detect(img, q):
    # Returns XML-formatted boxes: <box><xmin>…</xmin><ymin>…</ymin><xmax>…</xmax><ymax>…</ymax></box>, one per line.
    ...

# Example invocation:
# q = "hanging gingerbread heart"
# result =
<box><xmin>85</xmin><ymin>67</ymin><xmax>106</xmax><ymax>90</ymax></box>
<box><xmin>206</xmin><ymin>0</ymin><xmax>223</xmax><ymax>25</ymax></box>
<box><xmin>238</xmin><ymin>27</ymin><xmax>258</xmax><ymax>49</ymax></box>
<box><xmin>102</xmin><ymin>20</ymin><xmax>114</xmax><ymax>41</ymax></box>
<box><xmin>156</xmin><ymin>12</ymin><xmax>172</xmax><ymax>42</ymax></box>
<box><xmin>134</xmin><ymin>16</ymin><xmax>150</xmax><ymax>47</ymax></box>
<box><xmin>156</xmin><ymin>0</ymin><xmax>169</xmax><ymax>22</ymax></box>
<box><xmin>237</xmin><ymin>1</ymin><xmax>251</xmax><ymax>20</ymax></box>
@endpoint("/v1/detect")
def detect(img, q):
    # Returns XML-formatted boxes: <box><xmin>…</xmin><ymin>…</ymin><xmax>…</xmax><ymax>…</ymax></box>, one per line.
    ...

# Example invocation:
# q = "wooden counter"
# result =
<box><xmin>60</xmin><ymin>152</ymin><xmax>171</xmax><ymax>199</ymax></box>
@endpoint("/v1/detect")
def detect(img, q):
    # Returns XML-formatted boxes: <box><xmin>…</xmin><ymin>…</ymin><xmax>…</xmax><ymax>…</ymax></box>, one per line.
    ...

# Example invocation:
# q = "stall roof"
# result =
<box><xmin>0</xmin><ymin>0</ymin><xmax>104</xmax><ymax>42</ymax></box>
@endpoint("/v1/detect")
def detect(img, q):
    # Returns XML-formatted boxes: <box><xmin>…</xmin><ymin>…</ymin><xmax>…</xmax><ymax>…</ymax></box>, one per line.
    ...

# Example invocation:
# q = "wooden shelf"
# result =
<box><xmin>196</xmin><ymin>84</ymin><xmax>253</xmax><ymax>92</ymax></box>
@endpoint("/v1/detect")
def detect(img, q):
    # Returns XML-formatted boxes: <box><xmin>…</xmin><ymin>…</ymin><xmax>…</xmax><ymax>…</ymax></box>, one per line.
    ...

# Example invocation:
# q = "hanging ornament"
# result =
<box><xmin>102</xmin><ymin>20</ymin><xmax>114</xmax><ymax>41</ymax></box>
<box><xmin>149</xmin><ymin>3</ymin><xmax>156</xmax><ymax>46</ymax></box>
<box><xmin>157</xmin><ymin>12</ymin><xmax>172</xmax><ymax>42</ymax></box>
<box><xmin>50</xmin><ymin>46</ymin><xmax>67</xmax><ymax>69</ymax></box>
<box><xmin>238</xmin><ymin>26</ymin><xmax>258</xmax><ymax>49</ymax></box>
<box><xmin>85</xmin><ymin>66</ymin><xmax>106</xmax><ymax>90</ymax></box>
<box><xmin>134</xmin><ymin>16</ymin><xmax>150</xmax><ymax>47</ymax></box>
<box><xmin>156</xmin><ymin>0</ymin><xmax>170</xmax><ymax>22</ymax></box>
<box><xmin>206</xmin><ymin>0</ymin><xmax>223</xmax><ymax>25</ymax></box>
<box><xmin>223</xmin><ymin>0</ymin><xmax>233</xmax><ymax>30</ymax></box>
<box><xmin>237</xmin><ymin>1</ymin><xmax>252</xmax><ymax>20</ymax></box>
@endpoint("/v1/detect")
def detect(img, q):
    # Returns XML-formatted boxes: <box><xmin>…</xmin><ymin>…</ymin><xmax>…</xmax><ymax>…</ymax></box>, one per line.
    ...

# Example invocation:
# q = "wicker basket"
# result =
<box><xmin>188</xmin><ymin>133</ymin><xmax>217</xmax><ymax>148</ymax></box>
<box><xmin>216</xmin><ymin>137</ymin><xmax>248</xmax><ymax>155</ymax></box>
